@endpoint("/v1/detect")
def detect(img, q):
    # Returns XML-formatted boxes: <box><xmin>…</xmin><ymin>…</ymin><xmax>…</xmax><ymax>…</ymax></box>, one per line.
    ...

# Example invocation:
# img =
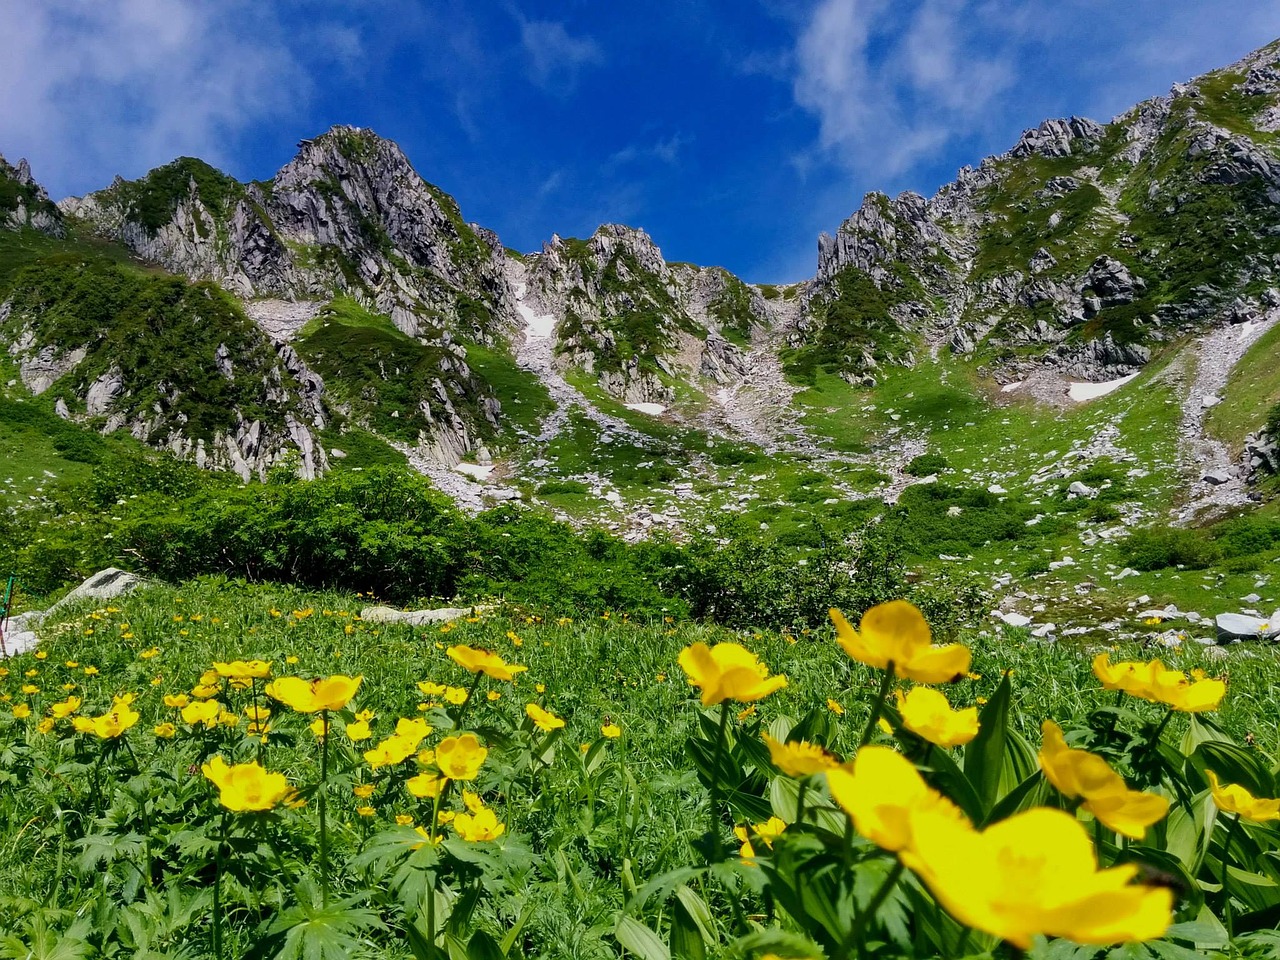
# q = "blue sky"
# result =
<box><xmin>2</xmin><ymin>1</ymin><xmax>1279</xmax><ymax>282</ymax></box>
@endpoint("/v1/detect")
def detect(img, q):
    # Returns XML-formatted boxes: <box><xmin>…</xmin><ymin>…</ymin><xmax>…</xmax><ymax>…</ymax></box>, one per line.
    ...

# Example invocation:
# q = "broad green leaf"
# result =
<box><xmin>963</xmin><ymin>672</ymin><xmax>1013</xmax><ymax>813</ymax></box>
<box><xmin>614</xmin><ymin>916</ymin><xmax>671</xmax><ymax>960</ymax></box>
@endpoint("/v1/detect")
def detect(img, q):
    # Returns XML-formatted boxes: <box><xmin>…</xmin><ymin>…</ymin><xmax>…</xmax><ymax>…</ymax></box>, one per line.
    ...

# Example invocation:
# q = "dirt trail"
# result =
<box><xmin>1175</xmin><ymin>308</ymin><xmax>1278</xmax><ymax>521</ymax></box>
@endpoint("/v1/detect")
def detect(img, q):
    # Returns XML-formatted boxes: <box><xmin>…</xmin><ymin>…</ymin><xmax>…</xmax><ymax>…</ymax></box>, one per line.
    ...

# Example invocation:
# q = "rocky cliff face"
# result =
<box><xmin>59</xmin><ymin>127</ymin><xmax>516</xmax><ymax>342</ymax></box>
<box><xmin>521</xmin><ymin>224</ymin><xmax>773</xmax><ymax>400</ymax></box>
<box><xmin>0</xmin><ymin>155</ymin><xmax>64</xmax><ymax>237</ymax></box>
<box><xmin>812</xmin><ymin>40</ymin><xmax>1280</xmax><ymax>382</ymax></box>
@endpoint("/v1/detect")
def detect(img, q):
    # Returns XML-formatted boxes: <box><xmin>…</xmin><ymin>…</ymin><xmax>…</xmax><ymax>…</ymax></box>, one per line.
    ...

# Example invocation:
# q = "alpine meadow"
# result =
<box><xmin>5</xmin><ymin>20</ymin><xmax>1280</xmax><ymax>960</ymax></box>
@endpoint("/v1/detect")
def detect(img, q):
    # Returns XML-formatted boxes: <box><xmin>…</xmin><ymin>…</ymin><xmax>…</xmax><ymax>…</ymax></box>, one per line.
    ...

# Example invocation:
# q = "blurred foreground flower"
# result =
<box><xmin>902</xmin><ymin>807</ymin><xmax>1172</xmax><ymax>948</ymax></box>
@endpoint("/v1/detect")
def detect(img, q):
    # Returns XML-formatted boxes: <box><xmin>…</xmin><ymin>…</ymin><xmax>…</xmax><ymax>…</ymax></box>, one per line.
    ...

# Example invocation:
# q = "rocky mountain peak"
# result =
<box><xmin>1009</xmin><ymin>117</ymin><xmax>1105</xmax><ymax>159</ymax></box>
<box><xmin>0</xmin><ymin>154</ymin><xmax>64</xmax><ymax>237</ymax></box>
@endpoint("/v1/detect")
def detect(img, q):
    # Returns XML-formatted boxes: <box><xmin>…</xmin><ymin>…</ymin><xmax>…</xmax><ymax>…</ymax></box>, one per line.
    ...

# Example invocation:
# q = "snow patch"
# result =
<box><xmin>624</xmin><ymin>402</ymin><xmax>667</xmax><ymax>416</ymax></box>
<box><xmin>1067</xmin><ymin>373</ymin><xmax>1139</xmax><ymax>402</ymax></box>
<box><xmin>1000</xmin><ymin>381</ymin><xmax>1024</xmax><ymax>393</ymax></box>
<box><xmin>454</xmin><ymin>463</ymin><xmax>494</xmax><ymax>481</ymax></box>
<box><xmin>513</xmin><ymin>283</ymin><xmax>556</xmax><ymax>339</ymax></box>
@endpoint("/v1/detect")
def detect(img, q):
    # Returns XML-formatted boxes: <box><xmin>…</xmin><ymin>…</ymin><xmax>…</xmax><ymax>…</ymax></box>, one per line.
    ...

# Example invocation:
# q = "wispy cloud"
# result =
<box><xmin>791</xmin><ymin>0</ymin><xmax>1012</xmax><ymax>179</ymax></box>
<box><xmin>608</xmin><ymin>134</ymin><xmax>690</xmax><ymax>168</ymax></box>
<box><xmin>520</xmin><ymin>20</ymin><xmax>604</xmax><ymax>92</ymax></box>
<box><xmin>0</xmin><ymin>0</ymin><xmax>309</xmax><ymax>196</ymax></box>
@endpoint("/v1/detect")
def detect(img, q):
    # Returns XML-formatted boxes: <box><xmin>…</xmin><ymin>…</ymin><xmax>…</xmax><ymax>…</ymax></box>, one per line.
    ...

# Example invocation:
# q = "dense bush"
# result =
<box><xmin>4</xmin><ymin>462</ymin><xmax>972</xmax><ymax>630</ymax></box>
<box><xmin>1121</xmin><ymin>528</ymin><xmax>1220</xmax><ymax>571</ymax></box>
<box><xmin>905</xmin><ymin>452</ymin><xmax>948</xmax><ymax>476</ymax></box>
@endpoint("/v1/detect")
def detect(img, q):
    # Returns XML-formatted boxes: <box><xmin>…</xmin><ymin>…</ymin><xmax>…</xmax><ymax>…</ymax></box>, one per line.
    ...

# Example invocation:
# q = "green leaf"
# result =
<box><xmin>614</xmin><ymin>916</ymin><xmax>671</xmax><ymax>960</ymax></box>
<box><xmin>963</xmin><ymin>672</ymin><xmax>1013</xmax><ymax>813</ymax></box>
<box><xmin>465</xmin><ymin>930</ymin><xmax>504</xmax><ymax>960</ymax></box>
<box><xmin>669</xmin><ymin>899</ymin><xmax>707</xmax><ymax>960</ymax></box>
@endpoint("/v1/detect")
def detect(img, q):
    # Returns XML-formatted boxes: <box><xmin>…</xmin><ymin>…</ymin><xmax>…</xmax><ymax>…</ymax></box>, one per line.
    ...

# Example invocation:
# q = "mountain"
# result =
<box><xmin>807</xmin><ymin>41</ymin><xmax>1280</xmax><ymax>385</ymax></box>
<box><xmin>2</xmin><ymin>42</ymin><xmax>1279</xmax><ymax>535</ymax></box>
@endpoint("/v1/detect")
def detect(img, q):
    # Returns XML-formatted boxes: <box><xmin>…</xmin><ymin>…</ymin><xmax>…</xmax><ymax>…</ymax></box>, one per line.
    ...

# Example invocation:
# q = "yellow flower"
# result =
<box><xmin>72</xmin><ymin>716</ymin><xmax>94</xmax><ymax>733</ymax></box>
<box><xmin>49</xmin><ymin>696</ymin><xmax>82</xmax><ymax>719</ymax></box>
<box><xmin>1039</xmin><ymin>721</ymin><xmax>1168</xmax><ymax>839</ymax></box>
<box><xmin>395</xmin><ymin>814</ymin><xmax>415</xmax><ymax>826</ymax></box>
<box><xmin>902</xmin><ymin>807</ymin><xmax>1173</xmax><ymax>949</ymax></box>
<box><xmin>309</xmin><ymin>717</ymin><xmax>330</xmax><ymax>738</ymax></box>
<box><xmin>21</xmin><ymin>684</ymin><xmax>39</xmax><ymax>695</ymax></box>
<box><xmin>395</xmin><ymin>717</ymin><xmax>432</xmax><ymax>748</ymax></box>
<box><xmin>826</xmin><ymin>698</ymin><xmax>845</xmax><ymax>715</ymax></box>
<box><xmin>356</xmin><ymin>806</ymin><xmax>376</xmax><ymax>818</ymax></box>
<box><xmin>353</xmin><ymin>783</ymin><xmax>375</xmax><ymax>799</ymax></box>
<box><xmin>526</xmin><ymin>703</ymin><xmax>565</xmax><ymax>732</ymax></box>
<box><xmin>443</xmin><ymin>686</ymin><xmax>469</xmax><ymax>705</ymax></box>
<box><xmin>182</xmin><ymin>700</ymin><xmax>222</xmax><ymax>728</ymax></box>
<box><xmin>266</xmin><ymin>675</ymin><xmax>362</xmax><ymax>713</ymax></box>
<box><xmin>826</xmin><ymin>746</ymin><xmax>966</xmax><ymax>852</ymax></box>
<box><xmin>12</xmin><ymin>704</ymin><xmax>31</xmax><ymax>719</ymax></box>
<box><xmin>406</xmin><ymin>772</ymin><xmax>445</xmax><ymax>798</ymax></box>
<box><xmin>486</xmin><ymin>690</ymin><xmax>502</xmax><ymax>702</ymax></box>
<box><xmin>895</xmin><ymin>687</ymin><xmax>980</xmax><ymax>748</ymax></box>
<box><xmin>140</xmin><ymin>647</ymin><xmax>160</xmax><ymax>659</ymax></box>
<box><xmin>213</xmin><ymin>660</ymin><xmax>271</xmax><ymax>680</ymax></box>
<box><xmin>417</xmin><ymin>681</ymin><xmax>447</xmax><ymax>697</ymax></box>
<box><xmin>86</xmin><ymin>702</ymin><xmax>141</xmax><ymax>739</ymax></box>
<box><xmin>1207</xmin><ymin>771</ymin><xmax>1280</xmax><ymax>822</ymax></box>
<box><xmin>436</xmin><ymin>733</ymin><xmax>488</xmax><ymax>780</ymax></box>
<box><xmin>763</xmin><ymin>733</ymin><xmax>839</xmax><ymax>776</ymax></box>
<box><xmin>676</xmin><ymin>642</ymin><xmax>787</xmax><ymax>706</ymax></box>
<box><xmin>218</xmin><ymin>710</ymin><xmax>240</xmax><ymax>727</ymax></box>
<box><xmin>446</xmin><ymin>645</ymin><xmax>528</xmax><ymax>681</ymax></box>
<box><xmin>191</xmin><ymin>684</ymin><xmax>220</xmax><ymax>699</ymax></box>
<box><xmin>35</xmin><ymin>651</ymin><xmax>48</xmax><ymax>660</ymax></box>
<box><xmin>601</xmin><ymin>723</ymin><xmax>622</xmax><ymax>739</ymax></box>
<box><xmin>154</xmin><ymin>722</ymin><xmax>177</xmax><ymax>738</ymax></box>
<box><xmin>734</xmin><ymin>816</ymin><xmax>787</xmax><ymax>864</ymax></box>
<box><xmin>363</xmin><ymin>735</ymin><xmax>418</xmax><ymax>769</ymax></box>
<box><xmin>830</xmin><ymin>601</ymin><xmax>970</xmax><ymax>684</ymax></box>
<box><xmin>202</xmin><ymin>756</ymin><xmax>294</xmax><ymax>812</ymax></box>
<box><xmin>737</xmin><ymin>704</ymin><xmax>757</xmax><ymax>721</ymax></box>
<box><xmin>453</xmin><ymin>806</ymin><xmax>505</xmax><ymax>841</ymax></box>
<box><xmin>83</xmin><ymin>666</ymin><xmax>99</xmax><ymax>676</ymax></box>
<box><xmin>164</xmin><ymin>693</ymin><xmax>190</xmax><ymax>708</ymax></box>
<box><xmin>1091</xmin><ymin>654</ymin><xmax>1225</xmax><ymax>713</ymax></box>
<box><xmin>345</xmin><ymin>718</ymin><xmax>372</xmax><ymax>741</ymax></box>
<box><xmin>36</xmin><ymin>717</ymin><xmax>55</xmax><ymax>734</ymax></box>
<box><xmin>535</xmin><ymin>683</ymin><xmax>547</xmax><ymax>693</ymax></box>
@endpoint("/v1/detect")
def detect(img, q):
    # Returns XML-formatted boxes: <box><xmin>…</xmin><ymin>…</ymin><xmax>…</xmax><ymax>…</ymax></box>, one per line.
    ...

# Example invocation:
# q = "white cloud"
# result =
<box><xmin>0</xmin><ymin>0</ymin><xmax>307</xmax><ymax>196</ymax></box>
<box><xmin>520</xmin><ymin>20</ymin><xmax>604</xmax><ymax>92</ymax></box>
<box><xmin>792</xmin><ymin>0</ymin><xmax>1012</xmax><ymax>179</ymax></box>
<box><xmin>790</xmin><ymin>0</ymin><xmax>1280</xmax><ymax>185</ymax></box>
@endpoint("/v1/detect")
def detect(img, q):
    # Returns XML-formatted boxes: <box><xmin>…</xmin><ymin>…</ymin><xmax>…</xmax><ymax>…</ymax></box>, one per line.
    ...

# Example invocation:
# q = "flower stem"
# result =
<box><xmin>707</xmin><ymin>701</ymin><xmax>731</xmax><ymax>862</ymax></box>
<box><xmin>319</xmin><ymin>708</ymin><xmax>330</xmax><ymax>906</ymax></box>
<box><xmin>795</xmin><ymin>779</ymin><xmax>808</xmax><ymax>826</ymax></box>
<box><xmin>839</xmin><ymin>859</ymin><xmax>905</xmax><ymax>959</ymax></box>
<box><xmin>1221</xmin><ymin>814</ymin><xmax>1241</xmax><ymax>934</ymax></box>
<box><xmin>859</xmin><ymin>668</ymin><xmax>895</xmax><ymax>748</ymax></box>
<box><xmin>213</xmin><ymin>811</ymin><xmax>227</xmax><ymax>960</ymax></box>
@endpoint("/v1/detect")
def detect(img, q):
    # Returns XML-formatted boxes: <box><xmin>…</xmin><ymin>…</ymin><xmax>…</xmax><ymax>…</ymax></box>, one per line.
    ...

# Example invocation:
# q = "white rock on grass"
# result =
<box><xmin>995</xmin><ymin>611</ymin><xmax>1033</xmax><ymax>628</ymax></box>
<box><xmin>360</xmin><ymin>605</ymin><xmax>490</xmax><ymax>627</ymax></box>
<box><xmin>1215</xmin><ymin>613</ymin><xmax>1280</xmax><ymax>643</ymax></box>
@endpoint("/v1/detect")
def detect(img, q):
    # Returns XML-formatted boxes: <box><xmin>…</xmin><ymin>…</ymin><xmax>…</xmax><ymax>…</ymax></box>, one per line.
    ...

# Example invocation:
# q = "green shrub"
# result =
<box><xmin>536</xmin><ymin>480</ymin><xmax>590</xmax><ymax>495</ymax></box>
<box><xmin>1120</xmin><ymin>528</ymin><xmax>1220</xmax><ymax>571</ymax></box>
<box><xmin>1266</xmin><ymin>401</ymin><xmax>1280</xmax><ymax>438</ymax></box>
<box><xmin>905</xmin><ymin>453</ymin><xmax>948</xmax><ymax>477</ymax></box>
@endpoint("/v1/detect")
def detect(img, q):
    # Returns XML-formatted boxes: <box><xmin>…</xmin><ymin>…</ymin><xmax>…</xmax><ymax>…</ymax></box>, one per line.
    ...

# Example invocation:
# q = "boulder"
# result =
<box><xmin>48</xmin><ymin>568</ymin><xmax>147</xmax><ymax>613</ymax></box>
<box><xmin>1202</xmin><ymin>469</ymin><xmax>1234</xmax><ymax>485</ymax></box>
<box><xmin>1067</xmin><ymin>481</ymin><xmax>1096</xmax><ymax>497</ymax></box>
<box><xmin>360</xmin><ymin>604</ymin><xmax>490</xmax><ymax>627</ymax></box>
<box><xmin>1215</xmin><ymin>612</ymin><xmax>1280</xmax><ymax>643</ymax></box>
